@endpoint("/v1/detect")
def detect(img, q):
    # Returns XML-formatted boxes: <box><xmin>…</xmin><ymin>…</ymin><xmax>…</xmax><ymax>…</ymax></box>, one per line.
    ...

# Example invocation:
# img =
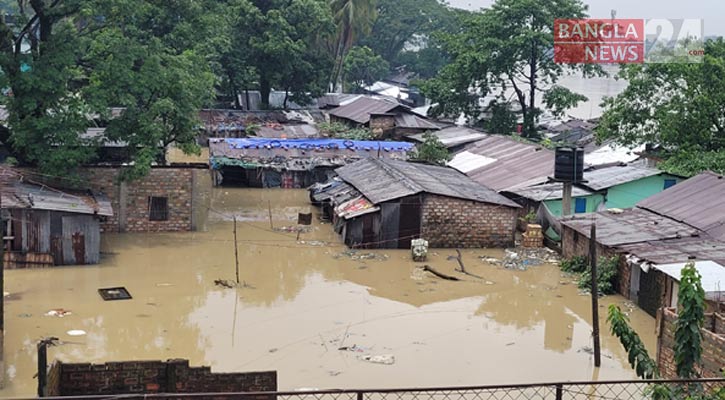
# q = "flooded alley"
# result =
<box><xmin>2</xmin><ymin>189</ymin><xmax>656</xmax><ymax>396</ymax></box>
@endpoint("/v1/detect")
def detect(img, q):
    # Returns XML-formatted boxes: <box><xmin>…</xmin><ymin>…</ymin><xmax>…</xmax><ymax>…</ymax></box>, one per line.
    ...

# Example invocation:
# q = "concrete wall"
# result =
<box><xmin>421</xmin><ymin>194</ymin><xmax>517</xmax><ymax>248</ymax></box>
<box><xmin>46</xmin><ymin>359</ymin><xmax>276</xmax><ymax>396</ymax></box>
<box><xmin>605</xmin><ymin>174</ymin><xmax>681</xmax><ymax>210</ymax></box>
<box><xmin>657</xmin><ymin>308</ymin><xmax>725</xmax><ymax>379</ymax></box>
<box><xmin>543</xmin><ymin>193</ymin><xmax>605</xmax><ymax>216</ymax></box>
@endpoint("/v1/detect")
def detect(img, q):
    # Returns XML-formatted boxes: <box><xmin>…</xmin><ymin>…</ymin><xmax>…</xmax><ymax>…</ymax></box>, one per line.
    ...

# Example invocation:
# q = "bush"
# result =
<box><xmin>559</xmin><ymin>255</ymin><xmax>587</xmax><ymax>273</ymax></box>
<box><xmin>577</xmin><ymin>256</ymin><xmax>618</xmax><ymax>295</ymax></box>
<box><xmin>318</xmin><ymin>122</ymin><xmax>374</xmax><ymax>140</ymax></box>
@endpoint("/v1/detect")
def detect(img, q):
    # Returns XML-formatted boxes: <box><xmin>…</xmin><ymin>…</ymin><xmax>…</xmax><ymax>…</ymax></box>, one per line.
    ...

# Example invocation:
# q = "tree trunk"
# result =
<box><xmin>525</xmin><ymin>42</ymin><xmax>538</xmax><ymax>138</ymax></box>
<box><xmin>260</xmin><ymin>76</ymin><xmax>271</xmax><ymax>110</ymax></box>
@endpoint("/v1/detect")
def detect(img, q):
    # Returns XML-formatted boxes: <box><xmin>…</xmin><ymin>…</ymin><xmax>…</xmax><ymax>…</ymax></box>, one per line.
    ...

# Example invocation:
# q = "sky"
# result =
<box><xmin>446</xmin><ymin>0</ymin><xmax>724</xmax><ymax>36</ymax></box>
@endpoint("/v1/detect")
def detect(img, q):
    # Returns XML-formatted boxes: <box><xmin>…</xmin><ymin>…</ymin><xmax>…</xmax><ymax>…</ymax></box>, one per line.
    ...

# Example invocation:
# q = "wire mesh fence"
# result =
<box><xmin>31</xmin><ymin>379</ymin><xmax>725</xmax><ymax>400</ymax></box>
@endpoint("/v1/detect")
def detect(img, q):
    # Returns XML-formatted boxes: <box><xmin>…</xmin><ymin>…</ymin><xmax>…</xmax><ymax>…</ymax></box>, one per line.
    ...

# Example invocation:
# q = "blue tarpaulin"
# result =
<box><xmin>218</xmin><ymin>138</ymin><xmax>414</xmax><ymax>152</ymax></box>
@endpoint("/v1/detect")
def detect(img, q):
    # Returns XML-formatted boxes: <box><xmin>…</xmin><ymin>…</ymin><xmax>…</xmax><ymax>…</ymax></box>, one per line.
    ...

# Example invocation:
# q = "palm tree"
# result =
<box><xmin>329</xmin><ymin>0</ymin><xmax>378</xmax><ymax>92</ymax></box>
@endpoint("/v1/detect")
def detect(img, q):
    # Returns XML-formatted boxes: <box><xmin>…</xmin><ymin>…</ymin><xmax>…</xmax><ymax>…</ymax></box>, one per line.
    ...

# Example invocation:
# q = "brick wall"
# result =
<box><xmin>657</xmin><ymin>308</ymin><xmax>725</xmax><ymax>379</ymax></box>
<box><xmin>47</xmin><ymin>359</ymin><xmax>276</xmax><ymax>396</ymax></box>
<box><xmin>369</xmin><ymin>114</ymin><xmax>396</xmax><ymax>138</ymax></box>
<box><xmin>23</xmin><ymin>167</ymin><xmax>205</xmax><ymax>233</ymax></box>
<box><xmin>420</xmin><ymin>194</ymin><xmax>517</xmax><ymax>248</ymax></box>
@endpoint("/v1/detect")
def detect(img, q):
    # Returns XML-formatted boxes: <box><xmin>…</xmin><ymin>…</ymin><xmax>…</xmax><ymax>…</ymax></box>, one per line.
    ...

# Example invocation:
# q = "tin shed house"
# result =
<box><xmin>311</xmin><ymin>158</ymin><xmax>520</xmax><ymax>249</ymax></box>
<box><xmin>1</xmin><ymin>178</ymin><xmax>113</xmax><ymax>268</ymax></box>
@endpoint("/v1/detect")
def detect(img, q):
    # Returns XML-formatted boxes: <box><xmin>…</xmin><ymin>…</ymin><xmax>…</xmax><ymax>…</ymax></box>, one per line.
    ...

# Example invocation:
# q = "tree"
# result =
<box><xmin>597</xmin><ymin>39</ymin><xmax>725</xmax><ymax>176</ymax></box>
<box><xmin>343</xmin><ymin>46</ymin><xmax>388</xmax><ymax>92</ymax></box>
<box><xmin>421</xmin><ymin>0</ymin><xmax>598</xmax><ymax>138</ymax></box>
<box><xmin>329</xmin><ymin>0</ymin><xmax>378</xmax><ymax>92</ymax></box>
<box><xmin>223</xmin><ymin>0</ymin><xmax>335</xmax><ymax>108</ymax></box>
<box><xmin>409</xmin><ymin>132</ymin><xmax>450</xmax><ymax>165</ymax></box>
<box><xmin>0</xmin><ymin>0</ymin><xmax>218</xmax><ymax>178</ymax></box>
<box><xmin>606</xmin><ymin>262</ymin><xmax>709</xmax><ymax>383</ymax></box>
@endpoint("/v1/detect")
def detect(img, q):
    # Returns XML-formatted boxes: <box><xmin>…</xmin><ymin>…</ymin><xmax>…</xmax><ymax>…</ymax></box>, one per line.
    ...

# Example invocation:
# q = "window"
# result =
<box><xmin>148</xmin><ymin>196</ymin><xmax>169</xmax><ymax>221</ymax></box>
<box><xmin>664</xmin><ymin>179</ymin><xmax>677</xmax><ymax>190</ymax></box>
<box><xmin>574</xmin><ymin>198</ymin><xmax>587</xmax><ymax>213</ymax></box>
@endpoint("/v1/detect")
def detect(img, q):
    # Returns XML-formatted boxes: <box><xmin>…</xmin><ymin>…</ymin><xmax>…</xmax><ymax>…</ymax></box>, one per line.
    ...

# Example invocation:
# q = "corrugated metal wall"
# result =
<box><xmin>21</xmin><ymin>210</ymin><xmax>50</xmax><ymax>254</ymax></box>
<box><xmin>380</xmin><ymin>203</ymin><xmax>401</xmax><ymax>249</ymax></box>
<box><xmin>61</xmin><ymin>215</ymin><xmax>101</xmax><ymax>265</ymax></box>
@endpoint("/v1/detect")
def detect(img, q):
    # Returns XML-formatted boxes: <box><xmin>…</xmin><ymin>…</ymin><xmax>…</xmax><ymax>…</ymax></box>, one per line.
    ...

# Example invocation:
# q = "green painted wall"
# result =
<box><xmin>544</xmin><ymin>193</ymin><xmax>605</xmax><ymax>216</ymax></box>
<box><xmin>605</xmin><ymin>174</ymin><xmax>681</xmax><ymax>209</ymax></box>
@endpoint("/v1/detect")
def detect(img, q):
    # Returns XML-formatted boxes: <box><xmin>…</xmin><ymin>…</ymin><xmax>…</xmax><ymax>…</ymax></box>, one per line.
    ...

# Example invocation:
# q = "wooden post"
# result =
<box><xmin>267</xmin><ymin>200</ymin><xmax>273</xmax><ymax>229</ymax></box>
<box><xmin>37</xmin><ymin>340</ymin><xmax>48</xmax><ymax>397</ymax></box>
<box><xmin>562</xmin><ymin>182</ymin><xmax>573</xmax><ymax>216</ymax></box>
<box><xmin>589</xmin><ymin>223</ymin><xmax>602</xmax><ymax>367</ymax></box>
<box><xmin>233</xmin><ymin>216</ymin><xmax>240</xmax><ymax>285</ymax></box>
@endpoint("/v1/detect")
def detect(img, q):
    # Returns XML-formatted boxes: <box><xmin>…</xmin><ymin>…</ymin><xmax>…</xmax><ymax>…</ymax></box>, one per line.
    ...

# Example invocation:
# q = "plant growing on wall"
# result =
<box><xmin>606</xmin><ymin>262</ymin><xmax>724</xmax><ymax>399</ymax></box>
<box><xmin>577</xmin><ymin>256</ymin><xmax>618</xmax><ymax>295</ymax></box>
<box><xmin>559</xmin><ymin>255</ymin><xmax>587</xmax><ymax>273</ymax></box>
<box><xmin>409</xmin><ymin>132</ymin><xmax>450</xmax><ymax>166</ymax></box>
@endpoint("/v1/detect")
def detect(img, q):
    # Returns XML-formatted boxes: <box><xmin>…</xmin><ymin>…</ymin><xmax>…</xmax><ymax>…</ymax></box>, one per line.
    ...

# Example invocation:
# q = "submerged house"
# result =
<box><xmin>210</xmin><ymin>138</ymin><xmax>413</xmax><ymax>188</ymax></box>
<box><xmin>311</xmin><ymin>158</ymin><xmax>519</xmax><ymax>249</ymax></box>
<box><xmin>1</xmin><ymin>176</ymin><xmax>113</xmax><ymax>268</ymax></box>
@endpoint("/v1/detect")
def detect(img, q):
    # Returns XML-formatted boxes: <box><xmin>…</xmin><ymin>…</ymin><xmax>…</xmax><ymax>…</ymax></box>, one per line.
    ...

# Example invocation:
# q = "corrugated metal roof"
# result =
<box><xmin>617</xmin><ymin>237</ymin><xmax>725</xmax><ymax>266</ymax></box>
<box><xmin>451</xmin><ymin>135</ymin><xmax>555</xmax><ymax>191</ymax></box>
<box><xmin>408</xmin><ymin>127</ymin><xmax>487</xmax><ymax>149</ymax></box>
<box><xmin>584</xmin><ymin>143</ymin><xmax>646</xmax><ymax>166</ymax></box>
<box><xmin>561</xmin><ymin>208</ymin><xmax>699</xmax><ymax>247</ymax></box>
<box><xmin>336</xmin><ymin>158</ymin><xmax>520</xmax><ymax>207</ymax></box>
<box><xmin>256</xmin><ymin>124</ymin><xmax>319</xmax><ymax>139</ymax></box>
<box><xmin>505</xmin><ymin>182</ymin><xmax>594</xmax><ymax>202</ymax></box>
<box><xmin>2</xmin><ymin>181</ymin><xmax>113</xmax><ymax>217</ymax></box>
<box><xmin>209</xmin><ymin>138</ymin><xmax>413</xmax><ymax>171</ymax></box>
<box><xmin>637</xmin><ymin>171</ymin><xmax>725</xmax><ymax>241</ymax></box>
<box><xmin>581</xmin><ymin>165</ymin><xmax>663</xmax><ymax>191</ymax></box>
<box><xmin>393</xmin><ymin>113</ymin><xmax>441</xmax><ymax>130</ymax></box>
<box><xmin>653</xmin><ymin>260</ymin><xmax>725</xmax><ymax>299</ymax></box>
<box><xmin>328</xmin><ymin>97</ymin><xmax>404</xmax><ymax>124</ymax></box>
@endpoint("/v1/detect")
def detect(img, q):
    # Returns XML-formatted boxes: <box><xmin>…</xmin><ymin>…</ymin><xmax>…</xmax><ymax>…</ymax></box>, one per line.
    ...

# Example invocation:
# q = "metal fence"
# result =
<box><xmin>25</xmin><ymin>379</ymin><xmax>725</xmax><ymax>400</ymax></box>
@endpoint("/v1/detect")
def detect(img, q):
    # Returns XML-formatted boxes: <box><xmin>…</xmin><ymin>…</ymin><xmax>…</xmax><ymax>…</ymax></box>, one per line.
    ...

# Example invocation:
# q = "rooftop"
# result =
<box><xmin>336</xmin><ymin>158</ymin><xmax>519</xmax><ymax>207</ymax></box>
<box><xmin>652</xmin><ymin>260</ymin><xmax>725</xmax><ymax>300</ymax></box>
<box><xmin>408</xmin><ymin>126</ymin><xmax>488</xmax><ymax>149</ymax></box>
<box><xmin>637</xmin><ymin>171</ymin><xmax>725</xmax><ymax>241</ymax></box>
<box><xmin>561</xmin><ymin>208</ymin><xmax>700</xmax><ymax>247</ymax></box>
<box><xmin>328</xmin><ymin>97</ymin><xmax>406</xmax><ymax>125</ymax></box>
<box><xmin>581</xmin><ymin>165</ymin><xmax>664</xmax><ymax>191</ymax></box>
<box><xmin>617</xmin><ymin>237</ymin><xmax>725</xmax><ymax>266</ymax></box>
<box><xmin>505</xmin><ymin>182</ymin><xmax>594</xmax><ymax>202</ymax></box>
<box><xmin>449</xmin><ymin>135</ymin><xmax>554</xmax><ymax>191</ymax></box>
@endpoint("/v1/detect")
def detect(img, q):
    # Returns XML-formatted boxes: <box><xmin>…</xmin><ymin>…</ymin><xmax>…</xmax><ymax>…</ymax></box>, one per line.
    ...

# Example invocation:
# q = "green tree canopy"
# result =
<box><xmin>409</xmin><ymin>132</ymin><xmax>450</xmax><ymax>165</ymax></box>
<box><xmin>420</xmin><ymin>0</ymin><xmax>598</xmax><ymax>138</ymax></box>
<box><xmin>597</xmin><ymin>39</ymin><xmax>725</xmax><ymax>176</ymax></box>
<box><xmin>343</xmin><ymin>46</ymin><xmax>389</xmax><ymax>92</ymax></box>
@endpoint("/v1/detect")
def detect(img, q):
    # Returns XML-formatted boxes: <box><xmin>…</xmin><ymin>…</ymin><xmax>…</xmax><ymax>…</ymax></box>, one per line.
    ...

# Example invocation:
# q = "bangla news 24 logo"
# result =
<box><xmin>554</xmin><ymin>19</ymin><xmax>705</xmax><ymax>64</ymax></box>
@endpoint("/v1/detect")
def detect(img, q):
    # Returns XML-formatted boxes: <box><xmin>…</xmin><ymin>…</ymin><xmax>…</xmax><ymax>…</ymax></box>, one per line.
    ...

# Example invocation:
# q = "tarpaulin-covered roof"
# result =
<box><xmin>336</xmin><ymin>158</ymin><xmax>520</xmax><ymax>207</ymax></box>
<box><xmin>450</xmin><ymin>135</ymin><xmax>554</xmax><ymax>191</ymax></box>
<box><xmin>209</xmin><ymin>138</ymin><xmax>413</xmax><ymax>171</ymax></box>
<box><xmin>637</xmin><ymin>171</ymin><xmax>725</xmax><ymax>241</ymax></box>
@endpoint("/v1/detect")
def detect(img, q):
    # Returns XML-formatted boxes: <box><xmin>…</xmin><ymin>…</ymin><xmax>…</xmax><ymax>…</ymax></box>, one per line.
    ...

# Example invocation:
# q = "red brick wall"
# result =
<box><xmin>49</xmin><ymin>359</ymin><xmax>276</xmax><ymax>396</ymax></box>
<box><xmin>22</xmin><ymin>167</ymin><xmax>201</xmax><ymax>233</ymax></box>
<box><xmin>420</xmin><ymin>194</ymin><xmax>517</xmax><ymax>248</ymax></box>
<box><xmin>657</xmin><ymin>308</ymin><xmax>725</xmax><ymax>379</ymax></box>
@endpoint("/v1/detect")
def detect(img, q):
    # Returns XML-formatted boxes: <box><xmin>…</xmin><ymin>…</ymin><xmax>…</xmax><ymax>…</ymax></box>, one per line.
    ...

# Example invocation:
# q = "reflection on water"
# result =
<box><xmin>2</xmin><ymin>188</ymin><xmax>655</xmax><ymax>396</ymax></box>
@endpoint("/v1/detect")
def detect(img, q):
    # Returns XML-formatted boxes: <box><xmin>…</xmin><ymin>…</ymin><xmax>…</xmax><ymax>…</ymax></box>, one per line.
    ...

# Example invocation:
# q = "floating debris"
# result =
<box><xmin>45</xmin><ymin>309</ymin><xmax>72</xmax><ymax>318</ymax></box>
<box><xmin>482</xmin><ymin>247</ymin><xmax>560</xmax><ymax>271</ymax></box>
<box><xmin>359</xmin><ymin>354</ymin><xmax>395</xmax><ymax>365</ymax></box>
<box><xmin>334</xmin><ymin>250</ymin><xmax>388</xmax><ymax>261</ymax></box>
<box><xmin>275</xmin><ymin>225</ymin><xmax>312</xmax><ymax>233</ymax></box>
<box><xmin>299</xmin><ymin>240</ymin><xmax>326</xmax><ymax>246</ymax></box>
<box><xmin>66</xmin><ymin>330</ymin><xmax>86</xmax><ymax>336</ymax></box>
<box><xmin>98</xmin><ymin>287</ymin><xmax>132</xmax><ymax>301</ymax></box>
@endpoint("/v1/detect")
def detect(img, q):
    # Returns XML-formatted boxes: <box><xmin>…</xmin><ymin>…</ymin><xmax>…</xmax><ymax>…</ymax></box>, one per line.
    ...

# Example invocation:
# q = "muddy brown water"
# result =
<box><xmin>1</xmin><ymin>189</ymin><xmax>656</xmax><ymax>396</ymax></box>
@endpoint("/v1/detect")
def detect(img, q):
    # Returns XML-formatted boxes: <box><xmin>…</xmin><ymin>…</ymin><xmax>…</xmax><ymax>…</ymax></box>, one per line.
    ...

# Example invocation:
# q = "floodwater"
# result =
<box><xmin>1</xmin><ymin>189</ymin><xmax>656</xmax><ymax>396</ymax></box>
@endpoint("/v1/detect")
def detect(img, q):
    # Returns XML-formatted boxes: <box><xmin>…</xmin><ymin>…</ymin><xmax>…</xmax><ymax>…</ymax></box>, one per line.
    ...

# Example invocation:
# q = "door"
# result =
<box><xmin>398</xmin><ymin>196</ymin><xmax>421</xmax><ymax>249</ymax></box>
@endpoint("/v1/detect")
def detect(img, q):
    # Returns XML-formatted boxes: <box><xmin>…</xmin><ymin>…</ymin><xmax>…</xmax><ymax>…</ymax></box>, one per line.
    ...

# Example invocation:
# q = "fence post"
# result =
<box><xmin>555</xmin><ymin>384</ymin><xmax>563</xmax><ymax>400</ymax></box>
<box><xmin>357</xmin><ymin>392</ymin><xmax>364</xmax><ymax>400</ymax></box>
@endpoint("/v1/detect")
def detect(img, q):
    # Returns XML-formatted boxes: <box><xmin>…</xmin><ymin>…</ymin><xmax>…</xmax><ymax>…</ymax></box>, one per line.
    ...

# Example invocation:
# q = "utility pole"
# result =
<box><xmin>562</xmin><ymin>182</ymin><xmax>573</xmax><ymax>216</ymax></box>
<box><xmin>233</xmin><ymin>216</ymin><xmax>240</xmax><ymax>285</ymax></box>
<box><xmin>589</xmin><ymin>223</ymin><xmax>601</xmax><ymax>367</ymax></box>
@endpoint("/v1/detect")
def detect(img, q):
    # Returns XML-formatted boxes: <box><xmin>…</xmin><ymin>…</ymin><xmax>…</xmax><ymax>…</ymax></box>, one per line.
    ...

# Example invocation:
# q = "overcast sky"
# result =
<box><xmin>447</xmin><ymin>0</ymin><xmax>724</xmax><ymax>36</ymax></box>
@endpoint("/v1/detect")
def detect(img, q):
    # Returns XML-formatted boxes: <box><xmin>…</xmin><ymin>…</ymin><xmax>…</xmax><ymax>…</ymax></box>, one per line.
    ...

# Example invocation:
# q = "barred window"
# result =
<box><xmin>148</xmin><ymin>196</ymin><xmax>169</xmax><ymax>221</ymax></box>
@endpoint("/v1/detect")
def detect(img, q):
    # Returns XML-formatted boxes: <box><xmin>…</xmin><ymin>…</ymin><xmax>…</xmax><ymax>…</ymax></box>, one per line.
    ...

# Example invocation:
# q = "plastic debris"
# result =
<box><xmin>359</xmin><ymin>354</ymin><xmax>395</xmax><ymax>365</ymax></box>
<box><xmin>66</xmin><ymin>330</ymin><xmax>86</xmax><ymax>336</ymax></box>
<box><xmin>411</xmin><ymin>239</ymin><xmax>429</xmax><ymax>262</ymax></box>
<box><xmin>334</xmin><ymin>250</ymin><xmax>388</xmax><ymax>261</ymax></box>
<box><xmin>45</xmin><ymin>309</ymin><xmax>72</xmax><ymax>318</ymax></box>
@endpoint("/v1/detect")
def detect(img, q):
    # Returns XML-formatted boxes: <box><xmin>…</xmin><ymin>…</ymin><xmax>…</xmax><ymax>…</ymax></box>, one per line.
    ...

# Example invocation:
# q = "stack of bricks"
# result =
<box><xmin>522</xmin><ymin>224</ymin><xmax>543</xmax><ymax>248</ymax></box>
